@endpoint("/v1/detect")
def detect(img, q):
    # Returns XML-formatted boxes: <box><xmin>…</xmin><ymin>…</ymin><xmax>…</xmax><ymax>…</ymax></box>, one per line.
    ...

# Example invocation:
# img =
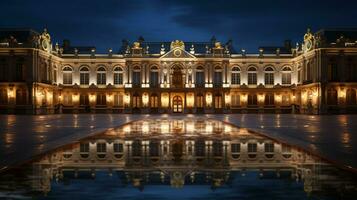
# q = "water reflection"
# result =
<box><xmin>0</xmin><ymin>119</ymin><xmax>356</xmax><ymax>199</ymax></box>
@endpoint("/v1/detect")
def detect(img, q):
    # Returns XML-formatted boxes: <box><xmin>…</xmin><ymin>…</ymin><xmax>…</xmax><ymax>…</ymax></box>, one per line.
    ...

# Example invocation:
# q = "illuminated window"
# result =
<box><xmin>97</xmin><ymin>67</ymin><xmax>106</xmax><ymax>85</ymax></box>
<box><xmin>247</xmin><ymin>67</ymin><xmax>257</xmax><ymax>85</ymax></box>
<box><xmin>197</xmin><ymin>94</ymin><xmax>204</xmax><ymax>108</ymax></box>
<box><xmin>62</xmin><ymin>66</ymin><xmax>73</xmax><ymax>85</ymax></box>
<box><xmin>113</xmin><ymin>66</ymin><xmax>123</xmax><ymax>85</ymax></box>
<box><xmin>281</xmin><ymin>67</ymin><xmax>292</xmax><ymax>85</ymax></box>
<box><xmin>150</xmin><ymin>94</ymin><xmax>158</xmax><ymax>108</ymax></box>
<box><xmin>214</xmin><ymin>94</ymin><xmax>222</xmax><ymax>109</ymax></box>
<box><xmin>231</xmin><ymin>67</ymin><xmax>240</xmax><ymax>85</ymax></box>
<box><xmin>80</xmin><ymin>66</ymin><xmax>90</xmax><ymax>85</ymax></box>
<box><xmin>231</xmin><ymin>93</ymin><xmax>240</xmax><ymax>107</ymax></box>
<box><xmin>264</xmin><ymin>67</ymin><xmax>274</xmax><ymax>85</ymax></box>
<box><xmin>133</xmin><ymin>93</ymin><xmax>140</xmax><ymax>108</ymax></box>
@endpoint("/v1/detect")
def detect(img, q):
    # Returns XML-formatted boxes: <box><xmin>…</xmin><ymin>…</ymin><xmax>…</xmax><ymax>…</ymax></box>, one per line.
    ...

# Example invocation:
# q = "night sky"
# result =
<box><xmin>1</xmin><ymin>0</ymin><xmax>357</xmax><ymax>53</ymax></box>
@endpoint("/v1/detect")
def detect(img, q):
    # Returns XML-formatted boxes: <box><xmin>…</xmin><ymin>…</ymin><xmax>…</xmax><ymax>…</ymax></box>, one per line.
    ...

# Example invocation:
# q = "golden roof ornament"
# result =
<box><xmin>170</xmin><ymin>40</ymin><xmax>185</xmax><ymax>50</ymax></box>
<box><xmin>304</xmin><ymin>28</ymin><xmax>314</xmax><ymax>41</ymax></box>
<box><xmin>132</xmin><ymin>41</ymin><xmax>141</xmax><ymax>48</ymax></box>
<box><xmin>214</xmin><ymin>41</ymin><xmax>222</xmax><ymax>48</ymax></box>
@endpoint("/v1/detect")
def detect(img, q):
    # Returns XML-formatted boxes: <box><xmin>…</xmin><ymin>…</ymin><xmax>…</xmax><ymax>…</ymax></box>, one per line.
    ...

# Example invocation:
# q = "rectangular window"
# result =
<box><xmin>96</xmin><ymin>94</ymin><xmax>106</xmax><ymax>105</ymax></box>
<box><xmin>133</xmin><ymin>71</ymin><xmax>141</xmax><ymax>87</ymax></box>
<box><xmin>97</xmin><ymin>73</ymin><xmax>106</xmax><ymax>85</ymax></box>
<box><xmin>97</xmin><ymin>143</ymin><xmax>106</xmax><ymax>153</ymax></box>
<box><xmin>214</xmin><ymin>95</ymin><xmax>222</xmax><ymax>108</ymax></box>
<box><xmin>150</xmin><ymin>72</ymin><xmax>159</xmax><ymax>87</ymax></box>
<box><xmin>231</xmin><ymin>94</ymin><xmax>240</xmax><ymax>107</ymax></box>
<box><xmin>114</xmin><ymin>94</ymin><xmax>123</xmax><ymax>107</ymax></box>
<box><xmin>248</xmin><ymin>143</ymin><xmax>257</xmax><ymax>153</ymax></box>
<box><xmin>114</xmin><ymin>73</ymin><xmax>123</xmax><ymax>85</ymax></box>
<box><xmin>80</xmin><ymin>73</ymin><xmax>89</xmax><ymax>85</ymax></box>
<box><xmin>231</xmin><ymin>73</ymin><xmax>240</xmax><ymax>85</ymax></box>
<box><xmin>248</xmin><ymin>73</ymin><xmax>257</xmax><ymax>85</ymax></box>
<box><xmin>214</xmin><ymin>72</ymin><xmax>222</xmax><ymax>87</ymax></box>
<box><xmin>196</xmin><ymin>72</ymin><xmax>204</xmax><ymax>87</ymax></box>
<box><xmin>282</xmin><ymin>73</ymin><xmax>291</xmax><ymax>85</ymax></box>
<box><xmin>264</xmin><ymin>143</ymin><xmax>274</xmax><ymax>153</ymax></box>
<box><xmin>80</xmin><ymin>143</ymin><xmax>90</xmax><ymax>153</ymax></box>
<box><xmin>197</xmin><ymin>95</ymin><xmax>203</xmax><ymax>108</ymax></box>
<box><xmin>298</xmin><ymin>70</ymin><xmax>301</xmax><ymax>83</ymax></box>
<box><xmin>63</xmin><ymin>73</ymin><xmax>72</xmax><ymax>85</ymax></box>
<box><xmin>80</xmin><ymin>94</ymin><xmax>89</xmax><ymax>105</ymax></box>
<box><xmin>113</xmin><ymin>143</ymin><xmax>123</xmax><ymax>153</ymax></box>
<box><xmin>264</xmin><ymin>73</ymin><xmax>274</xmax><ymax>85</ymax></box>
<box><xmin>231</xmin><ymin>143</ymin><xmax>240</xmax><ymax>153</ymax></box>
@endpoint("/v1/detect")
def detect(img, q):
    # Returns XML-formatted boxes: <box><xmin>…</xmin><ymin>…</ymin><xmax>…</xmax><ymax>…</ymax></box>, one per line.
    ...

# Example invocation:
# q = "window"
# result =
<box><xmin>80</xmin><ymin>66</ymin><xmax>90</xmax><ymax>85</ymax></box>
<box><xmin>214</xmin><ymin>66</ymin><xmax>222</xmax><ymax>87</ymax></box>
<box><xmin>231</xmin><ymin>93</ymin><xmax>240</xmax><ymax>107</ymax></box>
<box><xmin>80</xmin><ymin>94</ymin><xmax>89</xmax><ymax>106</ymax></box>
<box><xmin>346</xmin><ymin>89</ymin><xmax>357</xmax><ymax>105</ymax></box>
<box><xmin>248</xmin><ymin>94</ymin><xmax>257</xmax><ymax>106</ymax></box>
<box><xmin>96</xmin><ymin>93</ymin><xmax>106</xmax><ymax>105</ymax></box>
<box><xmin>133</xmin><ymin>93</ymin><xmax>140</xmax><ymax>108</ymax></box>
<box><xmin>149</xmin><ymin>142</ymin><xmax>159</xmax><ymax>157</ymax></box>
<box><xmin>53</xmin><ymin>68</ymin><xmax>57</xmax><ymax>83</ymax></box>
<box><xmin>63</xmin><ymin>93</ymin><xmax>72</xmax><ymax>105</ymax></box>
<box><xmin>281</xmin><ymin>67</ymin><xmax>292</xmax><ymax>85</ymax></box>
<box><xmin>16</xmin><ymin>89</ymin><xmax>26</xmax><ymax>105</ymax></box>
<box><xmin>62</xmin><ymin>66</ymin><xmax>73</xmax><ymax>85</ymax></box>
<box><xmin>15</xmin><ymin>59</ymin><xmax>25</xmax><ymax>81</ymax></box>
<box><xmin>264</xmin><ymin>67</ymin><xmax>274</xmax><ymax>85</ymax></box>
<box><xmin>213</xmin><ymin>141</ymin><xmax>223</xmax><ymax>156</ymax></box>
<box><xmin>80</xmin><ymin>143</ymin><xmax>90</xmax><ymax>153</ymax></box>
<box><xmin>97</xmin><ymin>143</ymin><xmax>107</xmax><ymax>153</ymax></box>
<box><xmin>0</xmin><ymin>89</ymin><xmax>8</xmax><ymax>105</ymax></box>
<box><xmin>114</xmin><ymin>94</ymin><xmax>124</xmax><ymax>107</ymax></box>
<box><xmin>132</xmin><ymin>140</ymin><xmax>141</xmax><ymax>156</ymax></box>
<box><xmin>0</xmin><ymin>60</ymin><xmax>9</xmax><ymax>82</ymax></box>
<box><xmin>327</xmin><ymin>88</ymin><xmax>337</xmax><ymax>105</ymax></box>
<box><xmin>231</xmin><ymin>143</ymin><xmax>240</xmax><ymax>153</ymax></box>
<box><xmin>197</xmin><ymin>94</ymin><xmax>203</xmax><ymax>108</ymax></box>
<box><xmin>298</xmin><ymin>69</ymin><xmax>301</xmax><ymax>83</ymax></box>
<box><xmin>132</xmin><ymin>66</ymin><xmax>141</xmax><ymax>87</ymax></box>
<box><xmin>97</xmin><ymin>67</ymin><xmax>106</xmax><ymax>85</ymax></box>
<box><xmin>150</xmin><ymin>94</ymin><xmax>158</xmax><ymax>108</ymax></box>
<box><xmin>247</xmin><ymin>143</ymin><xmax>257</xmax><ymax>153</ymax></box>
<box><xmin>113</xmin><ymin>143</ymin><xmax>123</xmax><ymax>153</ymax></box>
<box><xmin>113</xmin><ymin>67</ymin><xmax>123</xmax><ymax>85</ymax></box>
<box><xmin>196</xmin><ymin>66</ymin><xmax>204</xmax><ymax>87</ymax></box>
<box><xmin>231</xmin><ymin>67</ymin><xmax>240</xmax><ymax>85</ymax></box>
<box><xmin>328</xmin><ymin>59</ymin><xmax>339</xmax><ymax>81</ymax></box>
<box><xmin>214</xmin><ymin>94</ymin><xmax>222</xmax><ymax>109</ymax></box>
<box><xmin>150</xmin><ymin>66</ymin><xmax>159</xmax><ymax>87</ymax></box>
<box><xmin>247</xmin><ymin>67</ymin><xmax>257</xmax><ymax>85</ymax></box>
<box><xmin>264</xmin><ymin>143</ymin><xmax>274</xmax><ymax>153</ymax></box>
<box><xmin>264</xmin><ymin>93</ymin><xmax>274</xmax><ymax>106</ymax></box>
<box><xmin>195</xmin><ymin>140</ymin><xmax>205</xmax><ymax>157</ymax></box>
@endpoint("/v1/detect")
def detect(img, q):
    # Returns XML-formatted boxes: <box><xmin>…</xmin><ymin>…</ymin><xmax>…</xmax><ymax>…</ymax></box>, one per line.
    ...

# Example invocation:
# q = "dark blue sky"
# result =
<box><xmin>1</xmin><ymin>0</ymin><xmax>357</xmax><ymax>53</ymax></box>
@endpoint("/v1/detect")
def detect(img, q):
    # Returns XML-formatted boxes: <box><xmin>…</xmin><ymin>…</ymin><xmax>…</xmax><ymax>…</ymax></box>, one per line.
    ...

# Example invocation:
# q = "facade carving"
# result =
<box><xmin>0</xmin><ymin>28</ymin><xmax>357</xmax><ymax>114</ymax></box>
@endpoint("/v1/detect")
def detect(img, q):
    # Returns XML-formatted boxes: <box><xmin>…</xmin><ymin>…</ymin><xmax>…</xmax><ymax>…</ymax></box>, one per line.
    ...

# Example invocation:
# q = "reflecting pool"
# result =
<box><xmin>0</xmin><ymin>119</ymin><xmax>356</xmax><ymax>199</ymax></box>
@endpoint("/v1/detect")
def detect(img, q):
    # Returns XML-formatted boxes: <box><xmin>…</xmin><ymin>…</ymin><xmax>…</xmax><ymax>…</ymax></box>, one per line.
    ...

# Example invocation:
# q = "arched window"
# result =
<box><xmin>346</xmin><ymin>89</ymin><xmax>357</xmax><ymax>105</ymax></box>
<box><xmin>248</xmin><ymin>94</ymin><xmax>257</xmax><ymax>106</ymax></box>
<box><xmin>113</xmin><ymin>66</ymin><xmax>123</xmax><ymax>85</ymax></box>
<box><xmin>247</xmin><ymin>67</ymin><xmax>257</xmax><ymax>85</ymax></box>
<box><xmin>62</xmin><ymin>66</ymin><xmax>73</xmax><ymax>85</ymax></box>
<box><xmin>132</xmin><ymin>66</ymin><xmax>141</xmax><ymax>87</ymax></box>
<box><xmin>281</xmin><ymin>66</ymin><xmax>292</xmax><ymax>85</ymax></box>
<box><xmin>231</xmin><ymin>67</ymin><xmax>240</xmax><ymax>85</ymax></box>
<box><xmin>97</xmin><ymin>67</ymin><xmax>106</xmax><ymax>85</ymax></box>
<box><xmin>264</xmin><ymin>66</ymin><xmax>274</xmax><ymax>85</ymax></box>
<box><xmin>196</xmin><ymin>66</ymin><xmax>205</xmax><ymax>87</ymax></box>
<box><xmin>214</xmin><ymin>66</ymin><xmax>222</xmax><ymax>87</ymax></box>
<box><xmin>150</xmin><ymin>66</ymin><xmax>159</xmax><ymax>87</ymax></box>
<box><xmin>79</xmin><ymin>66</ymin><xmax>90</xmax><ymax>85</ymax></box>
<box><xmin>327</xmin><ymin>88</ymin><xmax>337</xmax><ymax>105</ymax></box>
<box><xmin>264</xmin><ymin>93</ymin><xmax>275</xmax><ymax>105</ymax></box>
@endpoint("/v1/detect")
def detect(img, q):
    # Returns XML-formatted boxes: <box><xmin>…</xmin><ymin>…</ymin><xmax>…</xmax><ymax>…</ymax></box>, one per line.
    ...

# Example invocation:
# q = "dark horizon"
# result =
<box><xmin>1</xmin><ymin>0</ymin><xmax>357</xmax><ymax>53</ymax></box>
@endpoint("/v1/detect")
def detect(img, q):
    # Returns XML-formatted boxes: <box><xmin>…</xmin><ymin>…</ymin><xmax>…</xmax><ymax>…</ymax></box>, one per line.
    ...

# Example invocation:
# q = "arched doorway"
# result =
<box><xmin>173</xmin><ymin>96</ymin><xmax>183</xmax><ymax>113</ymax></box>
<box><xmin>172</xmin><ymin>65</ymin><xmax>183</xmax><ymax>88</ymax></box>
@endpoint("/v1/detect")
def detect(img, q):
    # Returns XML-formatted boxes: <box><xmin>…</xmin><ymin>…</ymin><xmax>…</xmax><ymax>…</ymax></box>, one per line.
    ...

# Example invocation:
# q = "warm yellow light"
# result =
<box><xmin>205</xmin><ymin>122</ymin><xmax>213</xmax><ymax>133</ymax></box>
<box><xmin>161</xmin><ymin>93</ymin><xmax>169</xmax><ymax>107</ymax></box>
<box><xmin>124</xmin><ymin>93</ymin><xmax>130</xmax><ymax>105</ymax></box>
<box><xmin>7</xmin><ymin>88</ymin><xmax>15</xmax><ymax>98</ymax></box>
<box><xmin>89</xmin><ymin>94</ymin><xmax>96</xmax><ymax>103</ymax></box>
<box><xmin>241</xmin><ymin>94</ymin><xmax>248</xmax><ymax>103</ymax></box>
<box><xmin>142</xmin><ymin>121</ymin><xmax>149</xmax><ymax>133</ymax></box>
<box><xmin>142</xmin><ymin>93</ymin><xmax>149</xmax><ymax>106</ymax></box>
<box><xmin>186</xmin><ymin>93</ymin><xmax>194</xmax><ymax>107</ymax></box>
<box><xmin>225</xmin><ymin>93</ymin><xmax>231</xmax><ymax>106</ymax></box>
<box><xmin>46</xmin><ymin>91</ymin><xmax>53</xmax><ymax>104</ymax></box>
<box><xmin>206</xmin><ymin>93</ymin><xmax>212</xmax><ymax>107</ymax></box>
<box><xmin>275</xmin><ymin>94</ymin><xmax>282</xmax><ymax>103</ymax></box>
<box><xmin>161</xmin><ymin>122</ymin><xmax>170</xmax><ymax>133</ymax></box>
<box><xmin>72</xmin><ymin>93</ymin><xmax>79</xmax><ymax>103</ymax></box>
<box><xmin>339</xmin><ymin>88</ymin><xmax>346</xmax><ymax>98</ymax></box>
<box><xmin>107</xmin><ymin>93</ymin><xmax>113</xmax><ymax>103</ymax></box>
<box><xmin>186</xmin><ymin>122</ymin><xmax>195</xmax><ymax>133</ymax></box>
<box><xmin>258</xmin><ymin>94</ymin><xmax>264</xmax><ymax>103</ymax></box>
<box><xmin>224</xmin><ymin>125</ymin><xmax>231</xmax><ymax>133</ymax></box>
<box><xmin>123</xmin><ymin>125</ymin><xmax>131</xmax><ymax>133</ymax></box>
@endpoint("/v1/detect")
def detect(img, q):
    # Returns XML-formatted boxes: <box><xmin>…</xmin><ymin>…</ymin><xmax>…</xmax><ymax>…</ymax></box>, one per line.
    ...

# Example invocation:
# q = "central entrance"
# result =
<box><xmin>173</xmin><ymin>96</ymin><xmax>183</xmax><ymax>113</ymax></box>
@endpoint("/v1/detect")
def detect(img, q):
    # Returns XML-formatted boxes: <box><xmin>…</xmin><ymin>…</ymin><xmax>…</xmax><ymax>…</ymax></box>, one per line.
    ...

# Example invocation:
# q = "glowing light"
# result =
<box><xmin>205</xmin><ymin>122</ymin><xmax>213</xmax><ymax>133</ymax></box>
<box><xmin>142</xmin><ymin>121</ymin><xmax>149</xmax><ymax>133</ymax></box>
<box><xmin>186</xmin><ymin>93</ymin><xmax>194</xmax><ymax>107</ymax></box>
<box><xmin>161</xmin><ymin>93</ymin><xmax>169</xmax><ymax>107</ymax></box>
<box><xmin>124</xmin><ymin>93</ymin><xmax>130</xmax><ymax>105</ymax></box>
<box><xmin>123</xmin><ymin>125</ymin><xmax>131</xmax><ymax>133</ymax></box>
<box><xmin>142</xmin><ymin>93</ymin><xmax>149</xmax><ymax>106</ymax></box>
<box><xmin>339</xmin><ymin>88</ymin><xmax>346</xmax><ymax>98</ymax></box>
<box><xmin>72</xmin><ymin>93</ymin><xmax>79</xmax><ymax>103</ymax></box>
<box><xmin>258</xmin><ymin>94</ymin><xmax>264</xmax><ymax>103</ymax></box>
<box><xmin>225</xmin><ymin>93</ymin><xmax>231</xmax><ymax>106</ymax></box>
<box><xmin>89</xmin><ymin>94</ymin><xmax>96</xmax><ymax>103</ymax></box>
<box><xmin>224</xmin><ymin>125</ymin><xmax>231</xmax><ymax>133</ymax></box>
<box><xmin>161</xmin><ymin>122</ymin><xmax>170</xmax><ymax>133</ymax></box>
<box><xmin>241</xmin><ymin>94</ymin><xmax>248</xmax><ymax>103</ymax></box>
<box><xmin>186</xmin><ymin>122</ymin><xmax>195</xmax><ymax>133</ymax></box>
<box><xmin>7</xmin><ymin>88</ymin><xmax>14</xmax><ymax>99</ymax></box>
<box><xmin>275</xmin><ymin>94</ymin><xmax>282</xmax><ymax>103</ymax></box>
<box><xmin>106</xmin><ymin>93</ymin><xmax>113</xmax><ymax>103</ymax></box>
<box><xmin>206</xmin><ymin>93</ymin><xmax>212</xmax><ymax>107</ymax></box>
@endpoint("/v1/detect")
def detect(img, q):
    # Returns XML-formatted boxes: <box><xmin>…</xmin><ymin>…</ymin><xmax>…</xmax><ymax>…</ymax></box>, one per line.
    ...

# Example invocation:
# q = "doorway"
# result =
<box><xmin>173</xmin><ymin>96</ymin><xmax>183</xmax><ymax>113</ymax></box>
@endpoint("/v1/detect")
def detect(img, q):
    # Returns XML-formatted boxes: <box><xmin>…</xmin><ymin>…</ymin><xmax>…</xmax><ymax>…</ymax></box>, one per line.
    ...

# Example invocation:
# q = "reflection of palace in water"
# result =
<box><xmin>26</xmin><ymin>119</ymin><xmax>356</xmax><ymax>196</ymax></box>
<box><xmin>1</xmin><ymin>28</ymin><xmax>357</xmax><ymax>114</ymax></box>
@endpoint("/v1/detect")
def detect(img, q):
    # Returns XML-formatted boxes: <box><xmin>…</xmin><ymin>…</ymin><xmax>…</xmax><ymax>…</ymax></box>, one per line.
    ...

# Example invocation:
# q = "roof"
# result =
<box><xmin>315</xmin><ymin>28</ymin><xmax>357</xmax><ymax>43</ymax></box>
<box><xmin>0</xmin><ymin>28</ymin><xmax>39</xmax><ymax>44</ymax></box>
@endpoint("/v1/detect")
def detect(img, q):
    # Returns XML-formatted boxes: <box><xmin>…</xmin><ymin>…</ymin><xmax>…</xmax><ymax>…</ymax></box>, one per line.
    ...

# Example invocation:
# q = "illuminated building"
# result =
<box><xmin>0</xmin><ymin>28</ymin><xmax>356</xmax><ymax>114</ymax></box>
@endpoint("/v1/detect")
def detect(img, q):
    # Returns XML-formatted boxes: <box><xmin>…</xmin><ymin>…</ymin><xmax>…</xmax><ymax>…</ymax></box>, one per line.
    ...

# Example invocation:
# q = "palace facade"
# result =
<box><xmin>0</xmin><ymin>28</ymin><xmax>357</xmax><ymax>114</ymax></box>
